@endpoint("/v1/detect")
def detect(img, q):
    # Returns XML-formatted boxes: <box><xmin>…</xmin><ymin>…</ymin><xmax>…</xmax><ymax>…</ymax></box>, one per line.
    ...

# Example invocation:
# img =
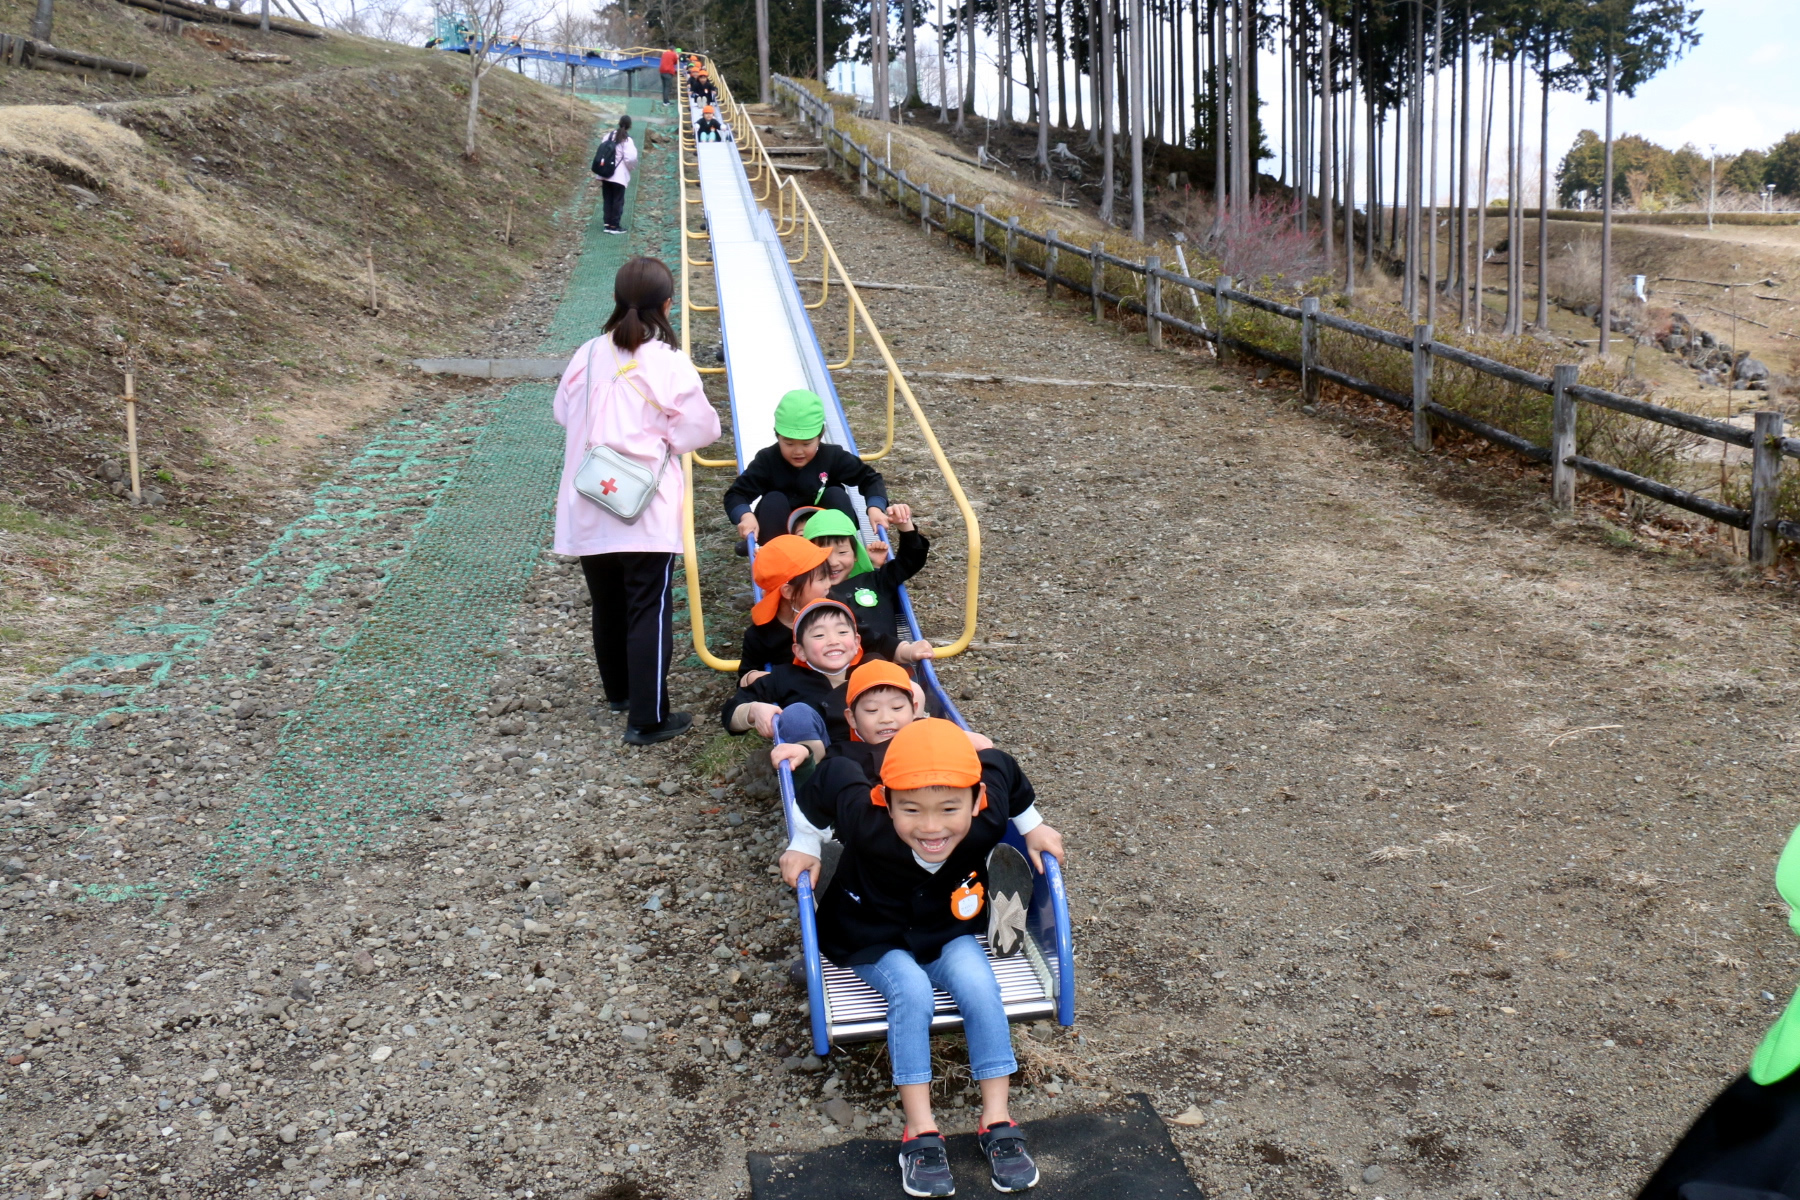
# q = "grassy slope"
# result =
<box><xmin>0</xmin><ymin>0</ymin><xmax>600</xmax><ymax>683</ymax></box>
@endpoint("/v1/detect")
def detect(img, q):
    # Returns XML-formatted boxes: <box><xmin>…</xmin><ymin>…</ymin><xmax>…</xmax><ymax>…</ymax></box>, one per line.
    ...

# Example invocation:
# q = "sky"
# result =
<box><xmin>833</xmin><ymin>0</ymin><xmax>1795</xmax><ymax>203</ymax></box>
<box><xmin>1538</xmin><ymin>0</ymin><xmax>1799</xmax><ymax>158</ymax></box>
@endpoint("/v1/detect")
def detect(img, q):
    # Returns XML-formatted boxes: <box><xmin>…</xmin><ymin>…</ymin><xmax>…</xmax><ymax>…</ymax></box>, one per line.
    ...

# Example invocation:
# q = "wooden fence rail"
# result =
<box><xmin>773</xmin><ymin>76</ymin><xmax>1795</xmax><ymax>565</ymax></box>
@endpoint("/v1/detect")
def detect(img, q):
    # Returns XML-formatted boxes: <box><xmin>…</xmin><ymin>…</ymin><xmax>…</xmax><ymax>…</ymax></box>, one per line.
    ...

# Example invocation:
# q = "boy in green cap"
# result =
<box><xmin>723</xmin><ymin>389</ymin><xmax>892</xmax><ymax>554</ymax></box>
<box><xmin>1633</xmin><ymin>823</ymin><xmax>1800</xmax><ymax>1199</ymax></box>
<box><xmin>802</xmin><ymin>505</ymin><xmax>932</xmax><ymax>655</ymax></box>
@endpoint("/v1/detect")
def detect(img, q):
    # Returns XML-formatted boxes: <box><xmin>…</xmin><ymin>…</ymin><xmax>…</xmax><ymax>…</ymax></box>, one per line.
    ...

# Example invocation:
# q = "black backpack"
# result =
<box><xmin>591</xmin><ymin>132</ymin><xmax>619</xmax><ymax>178</ymax></box>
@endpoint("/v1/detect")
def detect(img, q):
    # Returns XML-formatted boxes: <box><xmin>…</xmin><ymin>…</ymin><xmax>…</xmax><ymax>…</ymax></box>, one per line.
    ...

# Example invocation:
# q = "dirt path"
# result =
<box><xmin>796</xmin><ymin>172</ymin><xmax>1800</xmax><ymax>1199</ymax></box>
<box><xmin>2</xmin><ymin>141</ymin><xmax>1799</xmax><ymax>1200</ymax></box>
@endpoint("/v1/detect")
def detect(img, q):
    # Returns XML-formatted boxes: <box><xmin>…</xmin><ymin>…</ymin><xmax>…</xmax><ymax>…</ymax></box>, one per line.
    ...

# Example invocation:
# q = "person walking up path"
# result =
<box><xmin>553</xmin><ymin>255</ymin><xmax>720</xmax><ymax>745</ymax></box>
<box><xmin>592</xmin><ymin>114</ymin><xmax>639</xmax><ymax>235</ymax></box>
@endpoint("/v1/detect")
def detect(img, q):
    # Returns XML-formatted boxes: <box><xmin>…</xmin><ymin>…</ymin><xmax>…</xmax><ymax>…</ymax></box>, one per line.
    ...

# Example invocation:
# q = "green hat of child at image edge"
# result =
<box><xmin>802</xmin><ymin>508</ymin><xmax>874</xmax><ymax>578</ymax></box>
<box><xmin>774</xmin><ymin>389</ymin><xmax>826</xmax><ymax>440</ymax></box>
<box><xmin>1749</xmin><ymin>824</ymin><xmax>1800</xmax><ymax>1084</ymax></box>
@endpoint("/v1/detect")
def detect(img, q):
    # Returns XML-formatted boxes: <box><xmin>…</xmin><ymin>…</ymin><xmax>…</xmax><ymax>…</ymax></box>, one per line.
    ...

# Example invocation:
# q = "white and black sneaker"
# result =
<box><xmin>985</xmin><ymin>844</ymin><xmax>1033</xmax><ymax>958</ymax></box>
<box><xmin>978</xmin><ymin>1121</ymin><xmax>1039</xmax><ymax>1192</ymax></box>
<box><xmin>898</xmin><ymin>1131</ymin><xmax>956</xmax><ymax>1197</ymax></box>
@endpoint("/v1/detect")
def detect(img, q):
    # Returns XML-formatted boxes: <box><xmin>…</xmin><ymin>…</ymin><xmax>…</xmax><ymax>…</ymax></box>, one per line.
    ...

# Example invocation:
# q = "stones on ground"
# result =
<box><xmin>370</xmin><ymin>1045</ymin><xmax>393</xmax><ymax>1063</ymax></box>
<box><xmin>1168</xmin><ymin>1104</ymin><xmax>1208</xmax><ymax>1126</ymax></box>
<box><xmin>1362</xmin><ymin>1165</ymin><xmax>1386</xmax><ymax>1184</ymax></box>
<box><xmin>821</xmin><ymin>1097</ymin><xmax>856</xmax><ymax>1126</ymax></box>
<box><xmin>620</xmin><ymin>1025</ymin><xmax>649</xmax><ymax>1047</ymax></box>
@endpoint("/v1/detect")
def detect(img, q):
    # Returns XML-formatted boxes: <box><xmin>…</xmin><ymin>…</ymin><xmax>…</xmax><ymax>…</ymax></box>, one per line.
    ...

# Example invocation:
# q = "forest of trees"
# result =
<box><xmin>630</xmin><ymin>0</ymin><xmax>1711</xmax><ymax>351</ymax></box>
<box><xmin>1557</xmin><ymin>129</ymin><xmax>1800</xmax><ymax>208</ymax></box>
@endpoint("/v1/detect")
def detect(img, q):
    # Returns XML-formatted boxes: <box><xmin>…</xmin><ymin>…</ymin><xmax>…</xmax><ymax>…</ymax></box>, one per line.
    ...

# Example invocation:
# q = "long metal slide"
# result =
<box><xmin>673</xmin><ymin>65</ymin><xmax>1075</xmax><ymax>1058</ymax></box>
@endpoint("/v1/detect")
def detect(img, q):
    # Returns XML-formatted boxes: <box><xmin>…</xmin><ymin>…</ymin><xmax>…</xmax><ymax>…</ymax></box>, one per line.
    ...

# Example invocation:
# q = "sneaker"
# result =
<box><xmin>607</xmin><ymin>700</ymin><xmax>630</xmax><ymax>714</ymax></box>
<box><xmin>985</xmin><ymin>844</ymin><xmax>1033</xmax><ymax>958</ymax></box>
<box><xmin>898</xmin><ymin>1132</ymin><xmax>955</xmax><ymax>1197</ymax></box>
<box><xmin>977</xmin><ymin>1122</ymin><xmax>1038</xmax><ymax>1193</ymax></box>
<box><xmin>622</xmin><ymin>711</ymin><xmax>693</xmax><ymax>745</ymax></box>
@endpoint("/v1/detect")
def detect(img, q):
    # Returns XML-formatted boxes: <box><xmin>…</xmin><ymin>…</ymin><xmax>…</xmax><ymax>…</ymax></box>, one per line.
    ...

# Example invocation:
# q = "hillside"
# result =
<box><xmin>0</xmin><ymin>0</ymin><xmax>602</xmax><ymax>684</ymax></box>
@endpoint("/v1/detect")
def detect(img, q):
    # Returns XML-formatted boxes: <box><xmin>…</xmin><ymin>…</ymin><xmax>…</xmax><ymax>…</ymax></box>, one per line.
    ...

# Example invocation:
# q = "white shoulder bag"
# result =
<box><xmin>573</xmin><ymin>340</ymin><xmax>668</xmax><ymax>522</ymax></box>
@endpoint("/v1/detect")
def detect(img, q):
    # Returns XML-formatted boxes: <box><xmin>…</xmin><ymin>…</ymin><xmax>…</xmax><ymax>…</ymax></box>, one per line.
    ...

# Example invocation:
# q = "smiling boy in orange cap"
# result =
<box><xmin>780</xmin><ymin>718</ymin><xmax>1065</xmax><ymax>1196</ymax></box>
<box><xmin>770</xmin><ymin>658</ymin><xmax>990</xmax><ymax>775</ymax></box>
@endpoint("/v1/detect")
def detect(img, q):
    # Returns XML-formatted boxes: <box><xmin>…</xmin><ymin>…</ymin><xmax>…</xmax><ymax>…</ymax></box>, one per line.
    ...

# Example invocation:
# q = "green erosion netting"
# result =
<box><xmin>3</xmin><ymin>112</ymin><xmax>684</xmax><ymax>894</ymax></box>
<box><xmin>203</xmin><ymin>118</ymin><xmax>683</xmax><ymax>881</ymax></box>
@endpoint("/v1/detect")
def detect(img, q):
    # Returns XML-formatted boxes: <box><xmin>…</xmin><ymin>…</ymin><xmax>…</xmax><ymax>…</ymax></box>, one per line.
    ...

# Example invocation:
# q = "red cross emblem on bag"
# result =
<box><xmin>600</xmin><ymin>478</ymin><xmax>619</xmax><ymax>495</ymax></box>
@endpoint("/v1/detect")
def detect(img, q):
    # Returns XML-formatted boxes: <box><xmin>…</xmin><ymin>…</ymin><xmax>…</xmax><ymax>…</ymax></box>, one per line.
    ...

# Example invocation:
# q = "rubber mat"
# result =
<box><xmin>746</xmin><ymin>1093</ymin><xmax>1205</xmax><ymax>1200</ymax></box>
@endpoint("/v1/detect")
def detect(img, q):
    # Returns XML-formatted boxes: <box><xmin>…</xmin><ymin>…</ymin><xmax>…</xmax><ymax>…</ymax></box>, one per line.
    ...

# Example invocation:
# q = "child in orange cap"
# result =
<box><xmin>696</xmin><ymin>104</ymin><xmax>725</xmax><ymax>143</ymax></box>
<box><xmin>739</xmin><ymin>536</ymin><xmax>927</xmax><ymax>682</ymax></box>
<box><xmin>738</xmin><ymin>534</ymin><xmax>833</xmax><ymax>679</ymax></box>
<box><xmin>780</xmin><ymin>719</ymin><xmax>1065</xmax><ymax>1196</ymax></box>
<box><xmin>770</xmin><ymin>659</ymin><xmax>989</xmax><ymax>775</ymax></box>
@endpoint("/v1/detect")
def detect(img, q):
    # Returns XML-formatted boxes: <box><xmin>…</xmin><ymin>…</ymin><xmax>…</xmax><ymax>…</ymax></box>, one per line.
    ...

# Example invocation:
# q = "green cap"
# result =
<box><xmin>1750</xmin><ymin>823</ymin><xmax>1800</xmax><ymax>1084</ymax></box>
<box><xmin>773</xmin><ymin>389</ymin><xmax>826</xmax><ymax>440</ymax></box>
<box><xmin>801</xmin><ymin>508</ymin><xmax>874</xmax><ymax>578</ymax></box>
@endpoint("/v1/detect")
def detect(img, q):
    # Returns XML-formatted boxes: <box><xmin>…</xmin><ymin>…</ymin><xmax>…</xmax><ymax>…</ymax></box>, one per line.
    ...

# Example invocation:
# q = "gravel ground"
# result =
<box><xmin>2</xmin><ymin>148</ymin><xmax>1799</xmax><ymax>1200</ymax></box>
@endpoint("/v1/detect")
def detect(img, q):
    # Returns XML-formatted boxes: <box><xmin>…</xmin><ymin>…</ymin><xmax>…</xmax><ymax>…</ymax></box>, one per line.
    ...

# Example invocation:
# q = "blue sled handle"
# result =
<box><xmin>778</xmin><ymin>756</ymin><xmax>833</xmax><ymax>1057</ymax></box>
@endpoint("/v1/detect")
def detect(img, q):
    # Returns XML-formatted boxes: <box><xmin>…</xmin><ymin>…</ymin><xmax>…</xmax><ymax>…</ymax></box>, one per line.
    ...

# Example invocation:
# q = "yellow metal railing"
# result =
<box><xmin>675</xmin><ymin>56</ymin><xmax>980</xmax><ymax>670</ymax></box>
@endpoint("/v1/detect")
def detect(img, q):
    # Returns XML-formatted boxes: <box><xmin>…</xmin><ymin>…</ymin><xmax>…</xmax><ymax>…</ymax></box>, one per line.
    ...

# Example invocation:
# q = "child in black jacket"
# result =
<box><xmin>723</xmin><ymin>389</ymin><xmax>891</xmax><ymax>549</ymax></box>
<box><xmin>799</xmin><ymin>507</ymin><xmax>930</xmax><ymax>651</ymax></box>
<box><xmin>779</xmin><ymin>719</ymin><xmax>1065</xmax><ymax>1196</ymax></box>
<box><xmin>723</xmin><ymin>600</ymin><xmax>866</xmax><ymax>752</ymax></box>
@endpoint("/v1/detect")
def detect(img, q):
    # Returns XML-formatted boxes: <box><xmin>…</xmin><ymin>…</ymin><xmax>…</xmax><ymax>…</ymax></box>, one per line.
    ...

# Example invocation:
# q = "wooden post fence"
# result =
<box><xmin>1411</xmin><ymin>324</ymin><xmax>1434</xmax><ymax>452</ymax></box>
<box><xmin>1300</xmin><ymin>296</ymin><xmax>1319</xmax><ymax>404</ymax></box>
<box><xmin>1145</xmin><ymin>256</ymin><xmax>1163</xmax><ymax>349</ymax></box>
<box><xmin>1551</xmin><ymin>364</ymin><xmax>1579</xmax><ymax>510</ymax></box>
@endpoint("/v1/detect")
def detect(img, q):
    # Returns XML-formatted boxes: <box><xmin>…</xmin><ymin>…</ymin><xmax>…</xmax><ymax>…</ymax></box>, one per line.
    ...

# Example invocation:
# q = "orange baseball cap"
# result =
<box><xmin>750</xmin><ymin>534</ymin><xmax>831</xmax><ymax>624</ymax></box>
<box><xmin>872</xmin><ymin>718</ymin><xmax>985</xmax><ymax>810</ymax></box>
<box><xmin>703</xmin><ymin>105</ymin><xmax>716</xmax><ymax>115</ymax></box>
<box><xmin>847</xmin><ymin>660</ymin><xmax>913</xmax><ymax>707</ymax></box>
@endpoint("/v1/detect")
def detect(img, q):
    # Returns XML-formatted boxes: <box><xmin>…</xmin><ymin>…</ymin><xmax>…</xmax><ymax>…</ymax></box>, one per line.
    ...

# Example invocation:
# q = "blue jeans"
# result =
<box><xmin>774</xmin><ymin>702</ymin><xmax>828</xmax><ymax>746</ymax></box>
<box><xmin>851</xmin><ymin>935</ymin><xmax>1017</xmax><ymax>1087</ymax></box>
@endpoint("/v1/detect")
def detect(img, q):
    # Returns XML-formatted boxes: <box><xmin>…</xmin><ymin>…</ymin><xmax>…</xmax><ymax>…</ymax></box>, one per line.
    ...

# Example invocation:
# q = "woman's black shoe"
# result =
<box><xmin>608</xmin><ymin>700</ymin><xmax>631</xmax><ymax>713</ymax></box>
<box><xmin>623</xmin><ymin>712</ymin><xmax>693</xmax><ymax>745</ymax></box>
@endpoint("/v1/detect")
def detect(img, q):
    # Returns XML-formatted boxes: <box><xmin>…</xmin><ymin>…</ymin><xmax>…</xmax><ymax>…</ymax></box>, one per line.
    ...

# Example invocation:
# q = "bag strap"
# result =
<box><xmin>581</xmin><ymin>338</ymin><xmax>668</xmax><ymax>453</ymax></box>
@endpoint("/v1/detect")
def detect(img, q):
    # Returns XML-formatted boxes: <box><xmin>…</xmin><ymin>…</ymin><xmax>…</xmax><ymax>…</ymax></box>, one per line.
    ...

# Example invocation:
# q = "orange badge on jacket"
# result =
<box><xmin>950</xmin><ymin>873</ymin><xmax>985</xmax><ymax>921</ymax></box>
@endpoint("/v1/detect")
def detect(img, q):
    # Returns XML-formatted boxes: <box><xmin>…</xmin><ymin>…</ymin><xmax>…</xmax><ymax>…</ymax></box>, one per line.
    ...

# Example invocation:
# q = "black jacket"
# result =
<box><xmin>720</xmin><ymin>663</ymin><xmax>852</xmax><ymax>745</ymax></box>
<box><xmin>798</xmin><ymin>748</ymin><xmax>1037</xmax><ymax>966</ymax></box>
<box><xmin>696</xmin><ymin>118</ymin><xmax>724</xmax><ymax>142</ymax></box>
<box><xmin>830</xmin><ymin>529</ymin><xmax>928</xmax><ymax>644</ymax></box>
<box><xmin>739</xmin><ymin>618</ymin><xmax>900</xmax><ymax>674</ymax></box>
<box><xmin>722</xmin><ymin>444</ymin><xmax>888</xmax><ymax>525</ymax></box>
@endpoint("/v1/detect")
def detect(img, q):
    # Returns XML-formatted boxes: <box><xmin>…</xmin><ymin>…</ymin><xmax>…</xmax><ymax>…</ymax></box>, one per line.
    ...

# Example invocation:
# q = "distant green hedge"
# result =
<box><xmin>1490</xmin><ymin>208</ymin><xmax>1800</xmax><ymax>227</ymax></box>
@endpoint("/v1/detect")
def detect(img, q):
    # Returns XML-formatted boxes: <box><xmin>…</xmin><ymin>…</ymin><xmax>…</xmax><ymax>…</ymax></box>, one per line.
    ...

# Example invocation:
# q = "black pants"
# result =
<box><xmin>661</xmin><ymin>72</ymin><xmax>674</xmax><ymax>102</ymax></box>
<box><xmin>752</xmin><ymin>486</ymin><xmax>858</xmax><ymax>544</ymax></box>
<box><xmin>1635</xmin><ymin>1070</ymin><xmax>1800</xmax><ymax>1200</ymax></box>
<box><xmin>601</xmin><ymin>180</ymin><xmax>627</xmax><ymax>231</ymax></box>
<box><xmin>580</xmin><ymin>552</ymin><xmax>675</xmax><ymax>730</ymax></box>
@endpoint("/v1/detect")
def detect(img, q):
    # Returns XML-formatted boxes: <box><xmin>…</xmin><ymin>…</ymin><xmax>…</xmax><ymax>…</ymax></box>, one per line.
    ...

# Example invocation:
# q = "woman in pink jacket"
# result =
<box><xmin>553</xmin><ymin>256</ymin><xmax>722</xmax><ymax>744</ymax></box>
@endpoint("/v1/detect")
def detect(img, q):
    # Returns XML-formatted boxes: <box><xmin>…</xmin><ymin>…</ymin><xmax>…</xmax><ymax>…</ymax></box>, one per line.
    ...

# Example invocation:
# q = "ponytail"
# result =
<box><xmin>603</xmin><ymin>255</ymin><xmax>677</xmax><ymax>352</ymax></box>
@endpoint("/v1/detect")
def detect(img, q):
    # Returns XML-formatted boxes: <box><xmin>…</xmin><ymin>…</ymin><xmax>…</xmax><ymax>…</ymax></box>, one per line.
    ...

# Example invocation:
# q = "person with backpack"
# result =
<box><xmin>552</xmin><ymin>256</ymin><xmax>721</xmax><ymax>745</ymax></box>
<box><xmin>591</xmin><ymin>114</ymin><xmax>638</xmax><ymax>236</ymax></box>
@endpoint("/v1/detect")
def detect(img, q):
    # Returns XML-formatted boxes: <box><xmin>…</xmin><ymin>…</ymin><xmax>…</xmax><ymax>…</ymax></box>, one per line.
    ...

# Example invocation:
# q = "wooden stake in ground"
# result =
<box><xmin>123</xmin><ymin>371</ymin><xmax>142</xmax><ymax>502</ymax></box>
<box><xmin>366</xmin><ymin>245</ymin><xmax>380</xmax><ymax>315</ymax></box>
<box><xmin>505</xmin><ymin>199</ymin><xmax>514</xmax><ymax>247</ymax></box>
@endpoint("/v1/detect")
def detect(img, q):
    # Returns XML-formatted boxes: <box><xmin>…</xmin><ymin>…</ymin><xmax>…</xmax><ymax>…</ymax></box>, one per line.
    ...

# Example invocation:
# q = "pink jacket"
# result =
<box><xmin>596</xmin><ymin>132</ymin><xmax>639</xmax><ymax>188</ymax></box>
<box><xmin>552</xmin><ymin>334</ymin><xmax>722</xmax><ymax>557</ymax></box>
